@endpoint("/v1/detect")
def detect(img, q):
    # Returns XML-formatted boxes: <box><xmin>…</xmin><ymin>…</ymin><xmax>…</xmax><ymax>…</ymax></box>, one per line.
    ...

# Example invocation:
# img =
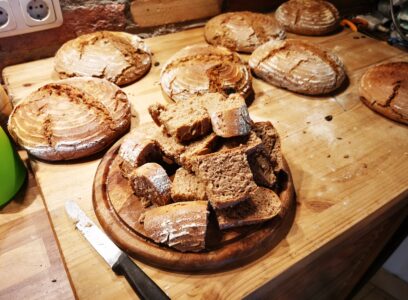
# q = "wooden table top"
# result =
<box><xmin>2</xmin><ymin>27</ymin><xmax>408</xmax><ymax>299</ymax></box>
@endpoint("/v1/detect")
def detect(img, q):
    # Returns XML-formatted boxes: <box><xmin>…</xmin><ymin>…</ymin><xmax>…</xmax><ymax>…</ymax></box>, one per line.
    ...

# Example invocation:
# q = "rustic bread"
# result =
<box><xmin>8</xmin><ymin>77</ymin><xmax>130</xmax><ymax>161</ymax></box>
<box><xmin>249</xmin><ymin>39</ymin><xmax>345</xmax><ymax>95</ymax></box>
<box><xmin>218</xmin><ymin>130</ymin><xmax>262</xmax><ymax>154</ymax></box>
<box><xmin>148</xmin><ymin>99</ymin><xmax>212</xmax><ymax>142</ymax></box>
<box><xmin>190</xmin><ymin>149</ymin><xmax>257</xmax><ymax>209</ymax></box>
<box><xmin>360</xmin><ymin>62</ymin><xmax>408</xmax><ymax>125</ymax></box>
<box><xmin>129</xmin><ymin>162</ymin><xmax>172</xmax><ymax>207</ymax></box>
<box><xmin>171</xmin><ymin>168</ymin><xmax>207</xmax><ymax>202</ymax></box>
<box><xmin>275</xmin><ymin>0</ymin><xmax>340</xmax><ymax>36</ymax></box>
<box><xmin>142</xmin><ymin>201</ymin><xmax>209</xmax><ymax>252</ymax></box>
<box><xmin>205</xmin><ymin>11</ymin><xmax>285</xmax><ymax>53</ymax></box>
<box><xmin>55</xmin><ymin>31</ymin><xmax>151</xmax><ymax>86</ymax></box>
<box><xmin>160</xmin><ymin>44</ymin><xmax>253</xmax><ymax>102</ymax></box>
<box><xmin>201</xmin><ymin>93</ymin><xmax>252</xmax><ymax>138</ymax></box>
<box><xmin>215</xmin><ymin>187</ymin><xmax>281</xmax><ymax>230</ymax></box>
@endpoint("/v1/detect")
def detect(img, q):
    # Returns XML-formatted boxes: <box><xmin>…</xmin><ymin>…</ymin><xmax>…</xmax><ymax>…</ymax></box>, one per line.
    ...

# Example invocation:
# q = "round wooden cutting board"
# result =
<box><xmin>93</xmin><ymin>138</ymin><xmax>296</xmax><ymax>272</ymax></box>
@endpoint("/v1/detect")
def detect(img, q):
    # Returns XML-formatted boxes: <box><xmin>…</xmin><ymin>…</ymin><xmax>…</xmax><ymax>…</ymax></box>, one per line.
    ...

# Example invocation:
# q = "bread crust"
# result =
<box><xmin>205</xmin><ymin>11</ymin><xmax>285</xmax><ymax>53</ymax></box>
<box><xmin>359</xmin><ymin>62</ymin><xmax>408</xmax><ymax>125</ymax></box>
<box><xmin>55</xmin><ymin>31</ymin><xmax>151</xmax><ymax>86</ymax></box>
<box><xmin>275</xmin><ymin>0</ymin><xmax>340</xmax><ymax>36</ymax></box>
<box><xmin>249</xmin><ymin>39</ymin><xmax>345</xmax><ymax>95</ymax></box>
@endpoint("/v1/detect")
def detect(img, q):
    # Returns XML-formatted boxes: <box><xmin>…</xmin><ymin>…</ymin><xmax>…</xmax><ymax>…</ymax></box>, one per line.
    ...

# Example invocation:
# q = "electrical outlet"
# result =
<box><xmin>0</xmin><ymin>0</ymin><xmax>17</xmax><ymax>33</ymax></box>
<box><xmin>0</xmin><ymin>0</ymin><xmax>62</xmax><ymax>38</ymax></box>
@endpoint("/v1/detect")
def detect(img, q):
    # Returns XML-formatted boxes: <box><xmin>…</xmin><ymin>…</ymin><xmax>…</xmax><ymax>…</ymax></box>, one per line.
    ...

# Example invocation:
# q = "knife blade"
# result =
<box><xmin>65</xmin><ymin>200</ymin><xmax>170</xmax><ymax>300</ymax></box>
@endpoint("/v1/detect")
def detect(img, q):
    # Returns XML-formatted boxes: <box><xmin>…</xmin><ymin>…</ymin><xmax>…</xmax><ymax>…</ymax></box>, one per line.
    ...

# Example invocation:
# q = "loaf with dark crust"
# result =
<box><xmin>359</xmin><ymin>62</ymin><xmax>408</xmax><ymax>125</ymax></box>
<box><xmin>249</xmin><ymin>39</ymin><xmax>345</xmax><ymax>95</ymax></box>
<box><xmin>160</xmin><ymin>44</ymin><xmax>253</xmax><ymax>102</ymax></box>
<box><xmin>205</xmin><ymin>11</ymin><xmax>285</xmax><ymax>53</ymax></box>
<box><xmin>8</xmin><ymin>77</ymin><xmax>131</xmax><ymax>161</ymax></box>
<box><xmin>275</xmin><ymin>0</ymin><xmax>340</xmax><ymax>36</ymax></box>
<box><xmin>55</xmin><ymin>31</ymin><xmax>151</xmax><ymax>86</ymax></box>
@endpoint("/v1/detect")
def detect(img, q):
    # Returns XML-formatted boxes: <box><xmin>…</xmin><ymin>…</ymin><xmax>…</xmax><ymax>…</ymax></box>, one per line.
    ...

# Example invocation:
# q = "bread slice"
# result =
<box><xmin>129</xmin><ymin>163</ymin><xmax>172</xmax><ymax>207</ymax></box>
<box><xmin>142</xmin><ymin>201</ymin><xmax>209</xmax><ymax>252</ymax></box>
<box><xmin>148</xmin><ymin>99</ymin><xmax>211</xmax><ymax>142</ymax></box>
<box><xmin>191</xmin><ymin>149</ymin><xmax>257</xmax><ymax>209</ymax></box>
<box><xmin>215</xmin><ymin>187</ymin><xmax>281</xmax><ymax>230</ymax></box>
<box><xmin>201</xmin><ymin>93</ymin><xmax>252</xmax><ymax>138</ymax></box>
<box><xmin>171</xmin><ymin>168</ymin><xmax>207</xmax><ymax>202</ymax></box>
<box><xmin>218</xmin><ymin>130</ymin><xmax>262</xmax><ymax>154</ymax></box>
<box><xmin>248</xmin><ymin>150</ymin><xmax>277</xmax><ymax>188</ymax></box>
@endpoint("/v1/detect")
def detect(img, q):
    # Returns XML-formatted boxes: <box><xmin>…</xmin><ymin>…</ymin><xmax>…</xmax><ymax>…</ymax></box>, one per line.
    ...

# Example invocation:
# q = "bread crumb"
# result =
<box><xmin>344</xmin><ymin>154</ymin><xmax>349</xmax><ymax>158</ymax></box>
<box><xmin>154</xmin><ymin>62</ymin><xmax>160</xmax><ymax>67</ymax></box>
<box><xmin>325</xmin><ymin>115</ymin><xmax>333</xmax><ymax>121</ymax></box>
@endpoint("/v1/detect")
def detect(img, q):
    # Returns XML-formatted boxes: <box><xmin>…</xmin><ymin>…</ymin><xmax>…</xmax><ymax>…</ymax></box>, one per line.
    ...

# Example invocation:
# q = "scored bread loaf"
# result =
<box><xmin>171</xmin><ymin>168</ymin><xmax>207</xmax><ymax>202</ymax></box>
<box><xmin>249</xmin><ymin>39</ymin><xmax>345</xmax><ymax>95</ymax></box>
<box><xmin>359</xmin><ymin>62</ymin><xmax>408</xmax><ymax>125</ymax></box>
<box><xmin>8</xmin><ymin>77</ymin><xmax>131</xmax><ymax>161</ymax></box>
<box><xmin>275</xmin><ymin>0</ymin><xmax>340</xmax><ymax>36</ymax></box>
<box><xmin>129</xmin><ymin>162</ymin><xmax>172</xmax><ymax>207</ymax></box>
<box><xmin>215</xmin><ymin>187</ymin><xmax>281</xmax><ymax>230</ymax></box>
<box><xmin>205</xmin><ymin>11</ymin><xmax>285</xmax><ymax>53</ymax></box>
<box><xmin>148</xmin><ymin>99</ymin><xmax>212</xmax><ymax>142</ymax></box>
<box><xmin>160</xmin><ymin>44</ymin><xmax>253</xmax><ymax>102</ymax></box>
<box><xmin>55</xmin><ymin>31</ymin><xmax>151</xmax><ymax>86</ymax></box>
<box><xmin>142</xmin><ymin>201</ymin><xmax>209</xmax><ymax>252</ymax></box>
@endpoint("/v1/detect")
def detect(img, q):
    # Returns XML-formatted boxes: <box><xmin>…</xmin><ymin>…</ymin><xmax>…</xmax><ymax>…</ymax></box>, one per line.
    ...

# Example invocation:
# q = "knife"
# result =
<box><xmin>65</xmin><ymin>200</ymin><xmax>170</xmax><ymax>300</ymax></box>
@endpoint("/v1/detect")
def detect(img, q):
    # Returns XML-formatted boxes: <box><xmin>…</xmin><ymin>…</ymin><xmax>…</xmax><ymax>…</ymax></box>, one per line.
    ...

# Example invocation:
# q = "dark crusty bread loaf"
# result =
<box><xmin>148</xmin><ymin>99</ymin><xmax>211</xmax><ymax>142</ymax></box>
<box><xmin>55</xmin><ymin>31</ymin><xmax>151</xmax><ymax>86</ymax></box>
<box><xmin>8</xmin><ymin>77</ymin><xmax>130</xmax><ymax>161</ymax></box>
<box><xmin>215</xmin><ymin>187</ymin><xmax>281</xmax><ymax>230</ymax></box>
<box><xmin>359</xmin><ymin>62</ymin><xmax>408</xmax><ymax>125</ymax></box>
<box><xmin>171</xmin><ymin>168</ymin><xmax>207</xmax><ymax>202</ymax></box>
<box><xmin>190</xmin><ymin>149</ymin><xmax>257</xmax><ymax>209</ymax></box>
<box><xmin>205</xmin><ymin>11</ymin><xmax>285</xmax><ymax>53</ymax></box>
<box><xmin>249</xmin><ymin>39</ymin><xmax>346</xmax><ymax>95</ymax></box>
<box><xmin>142</xmin><ymin>201</ymin><xmax>209</xmax><ymax>252</ymax></box>
<box><xmin>275</xmin><ymin>0</ymin><xmax>340</xmax><ymax>36</ymax></box>
<box><xmin>129</xmin><ymin>162</ymin><xmax>172</xmax><ymax>207</ymax></box>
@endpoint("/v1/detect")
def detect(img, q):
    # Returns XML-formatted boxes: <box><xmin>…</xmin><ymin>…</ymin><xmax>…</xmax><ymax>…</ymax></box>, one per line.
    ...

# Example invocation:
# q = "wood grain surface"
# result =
<box><xmin>3</xmin><ymin>27</ymin><xmax>408</xmax><ymax>299</ymax></box>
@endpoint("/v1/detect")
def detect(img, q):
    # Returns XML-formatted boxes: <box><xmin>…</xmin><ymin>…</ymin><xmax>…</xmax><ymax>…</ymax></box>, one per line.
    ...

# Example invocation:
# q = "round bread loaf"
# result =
<box><xmin>8</xmin><ymin>77</ymin><xmax>131</xmax><ymax>161</ymax></box>
<box><xmin>275</xmin><ymin>0</ymin><xmax>340</xmax><ymax>36</ymax></box>
<box><xmin>160</xmin><ymin>44</ymin><xmax>253</xmax><ymax>102</ymax></box>
<box><xmin>205</xmin><ymin>11</ymin><xmax>285</xmax><ymax>53</ymax></box>
<box><xmin>360</xmin><ymin>62</ymin><xmax>408</xmax><ymax>125</ymax></box>
<box><xmin>249</xmin><ymin>39</ymin><xmax>345</xmax><ymax>95</ymax></box>
<box><xmin>55</xmin><ymin>31</ymin><xmax>151</xmax><ymax>86</ymax></box>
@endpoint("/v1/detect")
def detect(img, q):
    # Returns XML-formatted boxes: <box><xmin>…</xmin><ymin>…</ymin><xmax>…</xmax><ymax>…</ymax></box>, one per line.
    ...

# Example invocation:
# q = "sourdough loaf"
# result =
<box><xmin>171</xmin><ymin>168</ymin><xmax>207</xmax><ymax>202</ymax></box>
<box><xmin>160</xmin><ymin>44</ymin><xmax>253</xmax><ymax>102</ymax></box>
<box><xmin>205</xmin><ymin>11</ymin><xmax>285</xmax><ymax>53</ymax></box>
<box><xmin>359</xmin><ymin>62</ymin><xmax>408</xmax><ymax>125</ymax></box>
<box><xmin>249</xmin><ymin>39</ymin><xmax>345</xmax><ymax>95</ymax></box>
<box><xmin>142</xmin><ymin>201</ymin><xmax>209</xmax><ymax>252</ymax></box>
<box><xmin>275</xmin><ymin>0</ymin><xmax>340</xmax><ymax>36</ymax></box>
<box><xmin>8</xmin><ymin>77</ymin><xmax>130</xmax><ymax>161</ymax></box>
<box><xmin>55</xmin><ymin>31</ymin><xmax>151</xmax><ymax>86</ymax></box>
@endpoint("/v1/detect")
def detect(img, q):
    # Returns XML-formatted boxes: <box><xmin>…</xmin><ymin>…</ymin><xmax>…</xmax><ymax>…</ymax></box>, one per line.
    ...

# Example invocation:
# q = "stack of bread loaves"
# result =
<box><xmin>118</xmin><ymin>93</ymin><xmax>284</xmax><ymax>252</ymax></box>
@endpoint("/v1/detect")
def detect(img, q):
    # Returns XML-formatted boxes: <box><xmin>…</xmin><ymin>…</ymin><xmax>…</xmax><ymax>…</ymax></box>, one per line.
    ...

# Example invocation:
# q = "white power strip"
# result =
<box><xmin>0</xmin><ymin>0</ymin><xmax>63</xmax><ymax>38</ymax></box>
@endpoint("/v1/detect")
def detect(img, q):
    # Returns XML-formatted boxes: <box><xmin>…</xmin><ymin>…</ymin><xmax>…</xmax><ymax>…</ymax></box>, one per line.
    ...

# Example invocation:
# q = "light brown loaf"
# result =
<box><xmin>205</xmin><ymin>11</ymin><xmax>285</xmax><ymax>53</ymax></box>
<box><xmin>359</xmin><ymin>62</ymin><xmax>408</xmax><ymax>125</ymax></box>
<box><xmin>171</xmin><ymin>168</ymin><xmax>207</xmax><ymax>202</ymax></box>
<box><xmin>160</xmin><ymin>44</ymin><xmax>253</xmax><ymax>102</ymax></box>
<box><xmin>249</xmin><ymin>39</ymin><xmax>345</xmax><ymax>95</ymax></box>
<box><xmin>55</xmin><ymin>31</ymin><xmax>151</xmax><ymax>86</ymax></box>
<box><xmin>275</xmin><ymin>0</ymin><xmax>340</xmax><ymax>36</ymax></box>
<box><xmin>142</xmin><ymin>201</ymin><xmax>209</xmax><ymax>252</ymax></box>
<box><xmin>8</xmin><ymin>77</ymin><xmax>130</xmax><ymax>161</ymax></box>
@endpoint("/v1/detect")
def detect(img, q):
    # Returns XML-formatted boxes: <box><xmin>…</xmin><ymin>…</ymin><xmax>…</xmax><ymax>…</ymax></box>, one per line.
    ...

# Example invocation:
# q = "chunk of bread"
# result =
<box><xmin>215</xmin><ymin>187</ymin><xmax>281</xmax><ymax>230</ymax></box>
<box><xmin>148</xmin><ymin>100</ymin><xmax>212</xmax><ymax>142</ymax></box>
<box><xmin>129</xmin><ymin>163</ymin><xmax>172</xmax><ymax>207</ymax></box>
<box><xmin>218</xmin><ymin>130</ymin><xmax>262</xmax><ymax>154</ymax></box>
<box><xmin>171</xmin><ymin>168</ymin><xmax>207</xmax><ymax>202</ymax></box>
<box><xmin>191</xmin><ymin>149</ymin><xmax>257</xmax><ymax>209</ymax></box>
<box><xmin>142</xmin><ymin>201</ymin><xmax>209</xmax><ymax>252</ymax></box>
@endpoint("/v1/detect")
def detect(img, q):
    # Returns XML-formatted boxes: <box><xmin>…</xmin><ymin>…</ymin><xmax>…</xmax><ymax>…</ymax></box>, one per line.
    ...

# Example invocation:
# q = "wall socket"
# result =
<box><xmin>0</xmin><ymin>0</ymin><xmax>63</xmax><ymax>38</ymax></box>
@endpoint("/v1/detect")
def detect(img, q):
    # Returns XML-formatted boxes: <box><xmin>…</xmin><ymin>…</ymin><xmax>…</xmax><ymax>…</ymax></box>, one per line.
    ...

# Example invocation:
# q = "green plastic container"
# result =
<box><xmin>0</xmin><ymin>126</ymin><xmax>26</xmax><ymax>206</ymax></box>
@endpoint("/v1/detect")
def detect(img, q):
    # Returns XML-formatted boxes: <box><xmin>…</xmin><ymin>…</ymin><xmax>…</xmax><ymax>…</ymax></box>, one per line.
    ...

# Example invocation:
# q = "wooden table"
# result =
<box><xmin>2</xmin><ymin>27</ymin><xmax>408</xmax><ymax>299</ymax></box>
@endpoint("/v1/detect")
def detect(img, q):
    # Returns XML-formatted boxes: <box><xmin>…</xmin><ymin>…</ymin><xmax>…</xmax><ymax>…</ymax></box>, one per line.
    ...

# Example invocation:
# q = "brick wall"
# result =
<box><xmin>0</xmin><ymin>0</ymin><xmax>376</xmax><ymax>81</ymax></box>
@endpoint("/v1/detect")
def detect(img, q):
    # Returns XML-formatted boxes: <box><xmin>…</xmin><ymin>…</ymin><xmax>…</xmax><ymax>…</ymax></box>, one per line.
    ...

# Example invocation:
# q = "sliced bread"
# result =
<box><xmin>171</xmin><ymin>168</ymin><xmax>207</xmax><ymax>202</ymax></box>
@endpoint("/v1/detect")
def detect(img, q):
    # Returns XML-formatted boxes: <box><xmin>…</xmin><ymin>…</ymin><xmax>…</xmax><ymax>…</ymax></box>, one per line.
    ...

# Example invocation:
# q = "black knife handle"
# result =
<box><xmin>112</xmin><ymin>253</ymin><xmax>170</xmax><ymax>300</ymax></box>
